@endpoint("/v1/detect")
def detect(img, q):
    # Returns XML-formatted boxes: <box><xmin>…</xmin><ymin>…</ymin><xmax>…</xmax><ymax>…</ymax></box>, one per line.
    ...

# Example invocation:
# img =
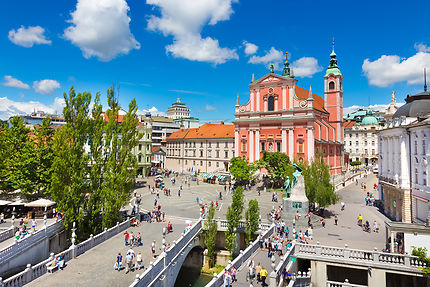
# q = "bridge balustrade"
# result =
<box><xmin>205</xmin><ymin>223</ymin><xmax>275</xmax><ymax>287</ymax></box>
<box><xmin>130</xmin><ymin>218</ymin><xmax>203</xmax><ymax>287</ymax></box>
<box><xmin>0</xmin><ymin>227</ymin><xmax>16</xmax><ymax>243</ymax></box>
<box><xmin>0</xmin><ymin>218</ymin><xmax>132</xmax><ymax>287</ymax></box>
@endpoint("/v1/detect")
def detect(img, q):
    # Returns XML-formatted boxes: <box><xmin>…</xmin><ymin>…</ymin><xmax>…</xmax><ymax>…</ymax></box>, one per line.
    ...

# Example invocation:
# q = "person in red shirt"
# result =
<box><xmin>124</xmin><ymin>231</ymin><xmax>129</xmax><ymax>246</ymax></box>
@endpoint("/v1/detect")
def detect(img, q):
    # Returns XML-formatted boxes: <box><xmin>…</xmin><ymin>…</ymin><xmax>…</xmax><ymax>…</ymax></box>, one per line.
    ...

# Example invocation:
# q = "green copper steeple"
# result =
<box><xmin>282</xmin><ymin>52</ymin><xmax>291</xmax><ymax>77</ymax></box>
<box><xmin>325</xmin><ymin>38</ymin><xmax>342</xmax><ymax>76</ymax></box>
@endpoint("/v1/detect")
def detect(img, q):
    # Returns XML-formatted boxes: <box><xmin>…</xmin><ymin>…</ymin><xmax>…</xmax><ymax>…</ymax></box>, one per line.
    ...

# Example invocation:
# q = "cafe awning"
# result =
<box><xmin>24</xmin><ymin>199</ymin><xmax>56</xmax><ymax>208</ymax></box>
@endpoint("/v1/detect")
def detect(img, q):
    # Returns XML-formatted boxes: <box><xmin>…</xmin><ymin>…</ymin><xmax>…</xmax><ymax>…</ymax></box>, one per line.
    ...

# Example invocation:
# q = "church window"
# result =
<box><xmin>268</xmin><ymin>96</ymin><xmax>275</xmax><ymax>111</ymax></box>
<box><xmin>297</xmin><ymin>140</ymin><xmax>304</xmax><ymax>154</ymax></box>
<box><xmin>261</xmin><ymin>142</ymin><xmax>265</xmax><ymax>151</ymax></box>
<box><xmin>329</xmin><ymin>81</ymin><xmax>335</xmax><ymax>90</ymax></box>
<box><xmin>241</xmin><ymin>141</ymin><xmax>247</xmax><ymax>153</ymax></box>
<box><xmin>277</xmin><ymin>142</ymin><xmax>281</xmax><ymax>152</ymax></box>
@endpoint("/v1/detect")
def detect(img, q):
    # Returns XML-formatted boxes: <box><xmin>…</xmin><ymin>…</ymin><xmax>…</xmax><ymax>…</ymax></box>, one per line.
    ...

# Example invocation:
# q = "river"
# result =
<box><xmin>174</xmin><ymin>267</ymin><xmax>213</xmax><ymax>287</ymax></box>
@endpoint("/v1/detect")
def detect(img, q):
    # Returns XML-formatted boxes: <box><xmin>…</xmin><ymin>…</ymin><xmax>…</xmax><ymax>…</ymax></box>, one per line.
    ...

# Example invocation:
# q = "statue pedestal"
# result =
<box><xmin>283</xmin><ymin>175</ymin><xmax>309</xmax><ymax>219</ymax></box>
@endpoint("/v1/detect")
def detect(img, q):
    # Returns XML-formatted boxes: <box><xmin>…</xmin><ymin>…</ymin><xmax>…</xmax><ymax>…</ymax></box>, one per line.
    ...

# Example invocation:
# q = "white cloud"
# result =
<box><xmin>64</xmin><ymin>0</ymin><xmax>140</xmax><ymax>61</ymax></box>
<box><xmin>147</xmin><ymin>0</ymin><xmax>238</xmax><ymax>64</ymax></box>
<box><xmin>243</xmin><ymin>41</ymin><xmax>258</xmax><ymax>55</ymax></box>
<box><xmin>8</xmin><ymin>26</ymin><xmax>51</xmax><ymax>47</ymax></box>
<box><xmin>33</xmin><ymin>79</ymin><xmax>61</xmax><ymax>95</ymax></box>
<box><xmin>291</xmin><ymin>57</ymin><xmax>323</xmax><ymax>78</ymax></box>
<box><xmin>137</xmin><ymin>106</ymin><xmax>165</xmax><ymax>117</ymax></box>
<box><xmin>343</xmin><ymin>103</ymin><xmax>402</xmax><ymax>117</ymax></box>
<box><xmin>248</xmin><ymin>47</ymin><xmax>283</xmax><ymax>69</ymax></box>
<box><xmin>0</xmin><ymin>97</ymin><xmax>65</xmax><ymax>120</ymax></box>
<box><xmin>362</xmin><ymin>44</ymin><xmax>430</xmax><ymax>87</ymax></box>
<box><xmin>205</xmin><ymin>104</ymin><xmax>216</xmax><ymax>111</ymax></box>
<box><xmin>2</xmin><ymin>76</ymin><xmax>30</xmax><ymax>89</ymax></box>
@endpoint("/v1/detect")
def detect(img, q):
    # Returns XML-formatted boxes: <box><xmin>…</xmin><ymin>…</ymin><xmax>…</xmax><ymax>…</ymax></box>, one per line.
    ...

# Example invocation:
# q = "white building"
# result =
<box><xmin>379</xmin><ymin>89</ymin><xmax>430</xmax><ymax>223</ymax></box>
<box><xmin>166</xmin><ymin>98</ymin><xmax>191</xmax><ymax>119</ymax></box>
<box><xmin>151</xmin><ymin>116</ymin><xmax>180</xmax><ymax>147</ymax></box>
<box><xmin>344</xmin><ymin>109</ymin><xmax>382</xmax><ymax>165</ymax></box>
<box><xmin>165</xmin><ymin>123</ymin><xmax>235</xmax><ymax>173</ymax></box>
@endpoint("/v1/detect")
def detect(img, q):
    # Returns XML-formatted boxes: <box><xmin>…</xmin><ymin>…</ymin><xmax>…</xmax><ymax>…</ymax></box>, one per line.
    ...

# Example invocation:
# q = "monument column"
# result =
<box><xmin>281</xmin><ymin>128</ymin><xmax>287</xmax><ymax>153</ymax></box>
<box><xmin>255</xmin><ymin>129</ymin><xmax>260</xmax><ymax>161</ymax></box>
<box><xmin>288</xmin><ymin>128</ymin><xmax>294</xmax><ymax>160</ymax></box>
<box><xmin>249</xmin><ymin>130</ymin><xmax>254</xmax><ymax>162</ymax></box>
<box><xmin>282</xmin><ymin>86</ymin><xmax>287</xmax><ymax>110</ymax></box>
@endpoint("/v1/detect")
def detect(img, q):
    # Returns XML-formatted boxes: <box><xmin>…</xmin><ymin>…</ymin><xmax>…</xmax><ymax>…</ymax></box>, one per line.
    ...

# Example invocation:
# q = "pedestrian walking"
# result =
<box><xmin>115</xmin><ymin>252</ymin><xmax>122</xmax><ymax>271</ymax></box>
<box><xmin>260</xmin><ymin>266</ymin><xmax>268</xmax><ymax>286</ymax></box>
<box><xmin>151</xmin><ymin>240</ymin><xmax>156</xmax><ymax>259</ymax></box>
<box><xmin>137</xmin><ymin>252</ymin><xmax>143</xmax><ymax>270</ymax></box>
<box><xmin>334</xmin><ymin>215</ymin><xmax>338</xmax><ymax>225</ymax></box>
<box><xmin>124</xmin><ymin>231</ymin><xmax>129</xmax><ymax>246</ymax></box>
<box><xmin>125</xmin><ymin>253</ymin><xmax>132</xmax><ymax>273</ymax></box>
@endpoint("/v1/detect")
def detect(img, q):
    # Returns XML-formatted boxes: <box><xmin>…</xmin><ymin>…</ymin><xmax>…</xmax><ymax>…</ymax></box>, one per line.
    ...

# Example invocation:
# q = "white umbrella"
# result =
<box><xmin>24</xmin><ymin>199</ymin><xmax>56</xmax><ymax>208</ymax></box>
<box><xmin>0</xmin><ymin>200</ymin><xmax>11</xmax><ymax>206</ymax></box>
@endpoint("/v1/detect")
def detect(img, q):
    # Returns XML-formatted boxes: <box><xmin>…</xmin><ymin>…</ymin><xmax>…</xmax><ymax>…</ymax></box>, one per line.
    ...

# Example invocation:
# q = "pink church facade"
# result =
<box><xmin>233</xmin><ymin>49</ymin><xmax>344</xmax><ymax>175</ymax></box>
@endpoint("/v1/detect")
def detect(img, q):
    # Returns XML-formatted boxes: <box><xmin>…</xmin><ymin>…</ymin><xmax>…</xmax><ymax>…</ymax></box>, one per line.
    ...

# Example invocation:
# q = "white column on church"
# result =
<box><xmin>282</xmin><ymin>86</ymin><xmax>287</xmax><ymax>110</ymax></box>
<box><xmin>307</xmin><ymin>127</ymin><xmax>314</xmax><ymax>162</ymax></box>
<box><xmin>235</xmin><ymin>129</ymin><xmax>239</xmax><ymax>157</ymax></box>
<box><xmin>250</xmin><ymin>90</ymin><xmax>254</xmax><ymax>112</ymax></box>
<box><xmin>288</xmin><ymin>86</ymin><xmax>294</xmax><ymax>109</ymax></box>
<box><xmin>264</xmin><ymin>97</ymin><xmax>268</xmax><ymax>112</ymax></box>
<box><xmin>288</xmin><ymin>128</ymin><xmax>294</xmax><ymax>160</ymax></box>
<box><xmin>281</xmin><ymin>129</ymin><xmax>287</xmax><ymax>153</ymax></box>
<box><xmin>255</xmin><ymin>129</ymin><xmax>260</xmax><ymax>161</ymax></box>
<box><xmin>249</xmin><ymin>130</ymin><xmax>254</xmax><ymax>162</ymax></box>
<box><xmin>256</xmin><ymin>90</ymin><xmax>260</xmax><ymax>111</ymax></box>
<box><xmin>275</xmin><ymin>96</ymin><xmax>278</xmax><ymax>111</ymax></box>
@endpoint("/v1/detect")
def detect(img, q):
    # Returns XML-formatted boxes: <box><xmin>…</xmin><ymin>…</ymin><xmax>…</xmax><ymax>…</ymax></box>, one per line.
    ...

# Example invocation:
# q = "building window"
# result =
<box><xmin>225</xmin><ymin>151</ymin><xmax>228</xmax><ymax>158</ymax></box>
<box><xmin>356</xmin><ymin>133</ymin><xmax>359</xmax><ymax>138</ymax></box>
<box><xmin>216</xmin><ymin>142</ymin><xmax>219</xmax><ymax>148</ymax></box>
<box><xmin>268</xmin><ymin>96</ymin><xmax>274</xmax><ymax>111</ymax></box>
<box><xmin>200</xmin><ymin>150</ymin><xmax>203</xmax><ymax>157</ymax></box>
<box><xmin>216</xmin><ymin>151</ymin><xmax>220</xmax><ymax>158</ymax></box>
<box><xmin>364</xmin><ymin>141</ymin><xmax>367</xmax><ymax>146</ymax></box>
<box><xmin>415</xmin><ymin>141</ymin><xmax>418</xmax><ymax>154</ymax></box>
<box><xmin>233</xmin><ymin>151</ymin><xmax>235</xmax><ymax>157</ymax></box>
<box><xmin>372</xmin><ymin>149</ymin><xmax>375</xmax><ymax>155</ymax></box>
<box><xmin>415</xmin><ymin>168</ymin><xmax>418</xmax><ymax>184</ymax></box>
<box><xmin>209</xmin><ymin>142</ymin><xmax>212</xmax><ymax>148</ymax></box>
<box><xmin>193</xmin><ymin>160</ymin><xmax>196</xmax><ymax>165</ymax></box>
<box><xmin>216</xmin><ymin>162</ymin><xmax>219</xmax><ymax>167</ymax></box>
<box><xmin>261</xmin><ymin>142</ymin><xmax>265</xmax><ymax>151</ymax></box>
<box><xmin>138</xmin><ymin>155</ymin><xmax>142</xmax><ymax>162</ymax></box>
<box><xmin>277</xmin><ymin>142</ymin><xmax>281</xmax><ymax>152</ymax></box>
<box><xmin>329</xmin><ymin>81</ymin><xmax>335</xmax><ymax>90</ymax></box>
<box><xmin>356</xmin><ymin>149</ymin><xmax>359</xmax><ymax>153</ymax></box>
<box><xmin>193</xmin><ymin>142</ymin><xmax>196</xmax><ymax>148</ymax></box>
<box><xmin>200</xmin><ymin>142</ymin><xmax>203</xmax><ymax>147</ymax></box>
<box><xmin>208</xmin><ymin>161</ymin><xmax>211</xmax><ymax>167</ymax></box>
<box><xmin>146</xmin><ymin>156</ymin><xmax>149</xmax><ymax>162</ymax></box>
<box><xmin>208</xmin><ymin>150</ymin><xmax>212</xmax><ymax>157</ymax></box>
<box><xmin>139</xmin><ymin>144</ymin><xmax>142</xmax><ymax>151</ymax></box>
<box><xmin>365</xmin><ymin>149</ymin><xmax>368</xmax><ymax>154</ymax></box>
<box><xmin>193</xmin><ymin>150</ymin><xmax>196</xmax><ymax>157</ymax></box>
<box><xmin>185</xmin><ymin>160</ymin><xmax>187</xmax><ymax>164</ymax></box>
<box><xmin>241</xmin><ymin>141</ymin><xmax>247</xmax><ymax>152</ymax></box>
<box><xmin>355</xmin><ymin>141</ymin><xmax>359</xmax><ymax>146</ymax></box>
<box><xmin>297</xmin><ymin>140</ymin><xmax>304</xmax><ymax>154</ymax></box>
<box><xmin>423</xmin><ymin>140</ymin><xmax>426</xmax><ymax>155</ymax></box>
<box><xmin>200</xmin><ymin>161</ymin><xmax>203</xmax><ymax>166</ymax></box>
<box><xmin>372</xmin><ymin>141</ymin><xmax>375</xmax><ymax>146</ymax></box>
<box><xmin>225</xmin><ymin>142</ymin><xmax>228</xmax><ymax>148</ymax></box>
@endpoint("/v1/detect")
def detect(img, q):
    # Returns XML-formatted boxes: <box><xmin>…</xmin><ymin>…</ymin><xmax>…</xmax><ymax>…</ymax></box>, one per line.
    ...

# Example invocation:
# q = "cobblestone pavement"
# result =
<box><xmin>26</xmin><ymin>218</ymin><xmax>190</xmax><ymax>287</ymax></box>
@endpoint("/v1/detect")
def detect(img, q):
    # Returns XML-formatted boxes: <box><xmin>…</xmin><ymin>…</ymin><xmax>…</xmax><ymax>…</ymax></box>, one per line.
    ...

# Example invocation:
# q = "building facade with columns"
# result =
<box><xmin>233</xmin><ymin>48</ymin><xmax>344</xmax><ymax>175</ymax></box>
<box><xmin>379</xmin><ymin>88</ymin><xmax>430</xmax><ymax>223</ymax></box>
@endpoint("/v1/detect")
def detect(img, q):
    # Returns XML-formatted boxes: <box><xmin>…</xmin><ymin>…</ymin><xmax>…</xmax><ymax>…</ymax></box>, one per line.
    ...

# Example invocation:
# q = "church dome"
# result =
<box><xmin>361</xmin><ymin>109</ymin><xmax>378</xmax><ymax>125</ymax></box>
<box><xmin>393</xmin><ymin>91</ymin><xmax>430</xmax><ymax>119</ymax></box>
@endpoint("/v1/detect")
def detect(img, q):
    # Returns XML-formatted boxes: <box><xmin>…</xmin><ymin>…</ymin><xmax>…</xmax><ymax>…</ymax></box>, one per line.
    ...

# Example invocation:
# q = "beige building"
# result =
<box><xmin>166</xmin><ymin>98</ymin><xmax>191</xmax><ymax>119</ymax></box>
<box><xmin>165</xmin><ymin>123</ymin><xmax>235</xmax><ymax>173</ymax></box>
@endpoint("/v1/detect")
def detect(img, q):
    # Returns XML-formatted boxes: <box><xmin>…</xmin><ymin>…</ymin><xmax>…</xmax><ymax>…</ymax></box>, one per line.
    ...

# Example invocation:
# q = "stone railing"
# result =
<box><xmin>273</xmin><ymin>243</ymin><xmax>296</xmax><ymax>287</ymax></box>
<box><xmin>0</xmin><ymin>227</ymin><xmax>16</xmax><ymax>243</ymax></box>
<box><xmin>286</xmin><ymin>270</ymin><xmax>311</xmax><ymax>287</ymax></box>
<box><xmin>326</xmin><ymin>279</ymin><xmax>366</xmax><ymax>287</ymax></box>
<box><xmin>0</xmin><ymin>220</ymin><xmax>64</xmax><ymax>266</ymax></box>
<box><xmin>0</xmin><ymin>218</ymin><xmax>132</xmax><ymax>287</ymax></box>
<box><xmin>205</xmin><ymin>223</ymin><xmax>275</xmax><ymax>287</ymax></box>
<box><xmin>295</xmin><ymin>242</ymin><xmax>426</xmax><ymax>272</ymax></box>
<box><xmin>203</xmin><ymin>218</ymin><xmax>272</xmax><ymax>232</ymax></box>
<box><xmin>129</xmin><ymin>218</ymin><xmax>203</xmax><ymax>287</ymax></box>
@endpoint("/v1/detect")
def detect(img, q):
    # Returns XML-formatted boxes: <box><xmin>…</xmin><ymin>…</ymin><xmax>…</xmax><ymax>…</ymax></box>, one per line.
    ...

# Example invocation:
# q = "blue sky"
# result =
<box><xmin>0</xmin><ymin>0</ymin><xmax>429</xmax><ymax>121</ymax></box>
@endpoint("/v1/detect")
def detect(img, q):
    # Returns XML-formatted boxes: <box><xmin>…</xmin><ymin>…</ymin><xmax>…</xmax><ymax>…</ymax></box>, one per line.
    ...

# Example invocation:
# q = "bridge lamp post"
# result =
<box><xmin>11</xmin><ymin>207</ymin><xmax>15</xmax><ymax>228</ymax></box>
<box><xmin>43</xmin><ymin>207</ymin><xmax>47</xmax><ymax>229</ymax></box>
<box><xmin>162</xmin><ymin>227</ymin><xmax>166</xmax><ymax>250</ymax></box>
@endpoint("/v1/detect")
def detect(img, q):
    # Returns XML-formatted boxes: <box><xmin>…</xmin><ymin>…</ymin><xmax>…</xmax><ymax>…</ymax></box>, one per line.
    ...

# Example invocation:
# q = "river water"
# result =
<box><xmin>174</xmin><ymin>267</ymin><xmax>213</xmax><ymax>287</ymax></box>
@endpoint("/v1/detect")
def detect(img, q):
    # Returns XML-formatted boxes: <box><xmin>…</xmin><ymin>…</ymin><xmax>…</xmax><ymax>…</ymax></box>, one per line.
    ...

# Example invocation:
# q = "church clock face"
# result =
<box><xmin>300</xmin><ymin>100</ymin><xmax>307</xmax><ymax>108</ymax></box>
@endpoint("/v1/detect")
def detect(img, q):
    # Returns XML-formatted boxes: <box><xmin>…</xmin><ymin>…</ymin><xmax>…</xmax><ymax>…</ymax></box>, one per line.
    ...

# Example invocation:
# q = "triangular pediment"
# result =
<box><xmin>250</xmin><ymin>73</ymin><xmax>294</xmax><ymax>87</ymax></box>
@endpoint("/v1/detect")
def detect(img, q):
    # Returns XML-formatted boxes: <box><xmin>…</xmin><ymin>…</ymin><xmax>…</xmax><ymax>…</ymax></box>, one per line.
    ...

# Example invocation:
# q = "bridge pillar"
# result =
<box><xmin>368</xmin><ymin>268</ymin><xmax>386</xmax><ymax>287</ymax></box>
<box><xmin>25</xmin><ymin>264</ymin><xmax>32</xmax><ymax>283</ymax></box>
<box><xmin>269</xmin><ymin>270</ymin><xmax>277</xmax><ymax>287</ymax></box>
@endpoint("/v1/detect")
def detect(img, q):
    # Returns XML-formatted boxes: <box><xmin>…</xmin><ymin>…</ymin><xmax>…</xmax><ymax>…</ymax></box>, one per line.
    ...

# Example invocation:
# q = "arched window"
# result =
<box><xmin>268</xmin><ymin>96</ymin><xmax>274</xmax><ymax>111</ymax></box>
<box><xmin>329</xmin><ymin>81</ymin><xmax>335</xmax><ymax>90</ymax></box>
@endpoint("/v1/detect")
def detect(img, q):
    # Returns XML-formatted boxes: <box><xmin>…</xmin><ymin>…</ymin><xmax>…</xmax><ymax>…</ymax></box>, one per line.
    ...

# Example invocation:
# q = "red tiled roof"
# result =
<box><xmin>344</xmin><ymin>121</ymin><xmax>356</xmax><ymax>129</ymax></box>
<box><xmin>295</xmin><ymin>86</ymin><xmax>326</xmax><ymax>113</ymax></box>
<box><xmin>167</xmin><ymin>123</ymin><xmax>234</xmax><ymax>140</ymax></box>
<box><xmin>102</xmin><ymin>113</ymin><xmax>142</xmax><ymax>125</ymax></box>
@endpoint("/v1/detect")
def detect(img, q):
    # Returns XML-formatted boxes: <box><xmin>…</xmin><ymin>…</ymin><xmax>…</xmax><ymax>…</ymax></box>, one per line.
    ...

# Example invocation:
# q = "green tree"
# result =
<box><xmin>412</xmin><ymin>247</ymin><xmax>430</xmax><ymax>274</ymax></box>
<box><xmin>50</xmin><ymin>87</ymin><xmax>91</xmax><ymax>239</ymax></box>
<box><xmin>257</xmin><ymin>151</ymin><xmax>294</xmax><ymax>188</ymax></box>
<box><xmin>226</xmin><ymin>186</ymin><xmax>244</xmax><ymax>257</ymax></box>
<box><xmin>303</xmin><ymin>154</ymin><xmax>338</xmax><ymax>210</ymax></box>
<box><xmin>229</xmin><ymin>157</ymin><xmax>256</xmax><ymax>185</ymax></box>
<box><xmin>101</xmin><ymin>88</ymin><xmax>141</xmax><ymax>228</ymax></box>
<box><xmin>204</xmin><ymin>203</ymin><xmax>218</xmax><ymax>268</ymax></box>
<box><xmin>245</xmin><ymin>199</ymin><xmax>260</xmax><ymax>246</ymax></box>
